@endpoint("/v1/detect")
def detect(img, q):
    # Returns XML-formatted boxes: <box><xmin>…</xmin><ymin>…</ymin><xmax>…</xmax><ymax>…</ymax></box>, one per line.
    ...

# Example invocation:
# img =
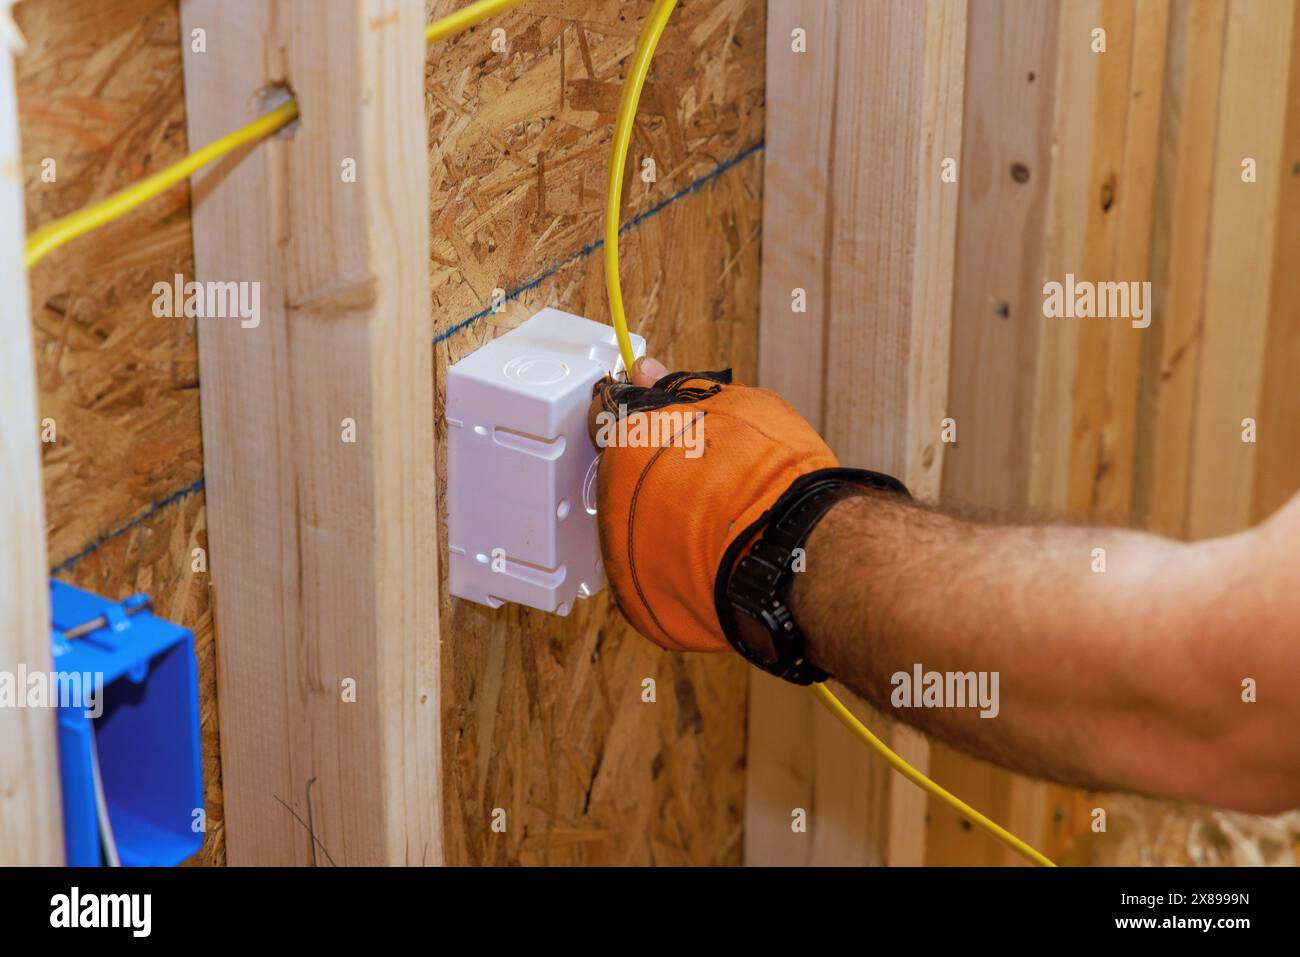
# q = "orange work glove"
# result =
<box><xmin>590</xmin><ymin>362</ymin><xmax>857</xmax><ymax>656</ymax></box>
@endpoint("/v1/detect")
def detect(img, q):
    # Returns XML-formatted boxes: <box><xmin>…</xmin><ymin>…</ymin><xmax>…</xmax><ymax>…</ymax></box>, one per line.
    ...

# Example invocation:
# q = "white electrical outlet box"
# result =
<box><xmin>446</xmin><ymin>308</ymin><xmax>646</xmax><ymax>616</ymax></box>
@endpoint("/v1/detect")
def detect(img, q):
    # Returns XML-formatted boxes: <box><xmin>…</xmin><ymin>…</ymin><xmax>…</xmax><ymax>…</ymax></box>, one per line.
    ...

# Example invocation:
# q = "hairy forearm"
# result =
<box><xmin>789</xmin><ymin>491</ymin><xmax>1300</xmax><ymax>814</ymax></box>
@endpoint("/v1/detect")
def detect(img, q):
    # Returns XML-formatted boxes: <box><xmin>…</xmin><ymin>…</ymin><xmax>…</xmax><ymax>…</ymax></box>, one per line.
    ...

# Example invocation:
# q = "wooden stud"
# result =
<box><xmin>755</xmin><ymin>0</ymin><xmax>836</xmax><ymax>430</ymax></box>
<box><xmin>744</xmin><ymin>0</ymin><xmax>834</xmax><ymax>869</ymax></box>
<box><xmin>1066</xmin><ymin>0</ymin><xmax>1168</xmax><ymax>523</ymax></box>
<box><xmin>1189</xmin><ymin>0</ymin><xmax>1298</xmax><ymax>539</ymax></box>
<box><xmin>1028</xmin><ymin>0</ymin><xmax>1094</xmax><ymax>518</ymax></box>
<box><xmin>1136</xmin><ymin>0</ymin><xmax>1228</xmax><ymax>538</ymax></box>
<box><xmin>927</xmin><ymin>0</ymin><xmax>1060</xmax><ymax>866</ymax></box>
<box><xmin>181</xmin><ymin>0</ymin><xmax>440</xmax><ymax>865</ymax></box>
<box><xmin>1044</xmin><ymin>0</ymin><xmax>1171</xmax><ymax>865</ymax></box>
<box><xmin>1253</xmin><ymin>2</ymin><xmax>1300</xmax><ymax>521</ymax></box>
<box><xmin>748</xmin><ymin>0</ymin><xmax>965</xmax><ymax>866</ymax></box>
<box><xmin>942</xmin><ymin>0</ymin><xmax>1061</xmax><ymax>518</ymax></box>
<box><xmin>934</xmin><ymin>0</ymin><xmax>1170</xmax><ymax>866</ymax></box>
<box><xmin>0</xmin><ymin>7</ymin><xmax>63</xmax><ymax>866</ymax></box>
<box><xmin>1028</xmin><ymin>0</ymin><xmax>1098</xmax><ymax>517</ymax></box>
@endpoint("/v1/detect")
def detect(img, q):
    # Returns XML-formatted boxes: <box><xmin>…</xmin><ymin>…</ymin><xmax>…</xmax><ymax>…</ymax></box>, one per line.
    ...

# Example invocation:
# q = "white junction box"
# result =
<box><xmin>447</xmin><ymin>308</ymin><xmax>646</xmax><ymax>615</ymax></box>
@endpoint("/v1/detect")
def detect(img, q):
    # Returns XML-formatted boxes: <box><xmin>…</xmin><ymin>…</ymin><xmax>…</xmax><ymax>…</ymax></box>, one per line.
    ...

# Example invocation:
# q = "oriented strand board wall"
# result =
<box><xmin>929</xmin><ymin>0</ymin><xmax>1300</xmax><ymax>866</ymax></box>
<box><xmin>425</xmin><ymin>0</ymin><xmax>763</xmax><ymax>865</ymax></box>
<box><xmin>14</xmin><ymin>0</ymin><xmax>222</xmax><ymax>865</ymax></box>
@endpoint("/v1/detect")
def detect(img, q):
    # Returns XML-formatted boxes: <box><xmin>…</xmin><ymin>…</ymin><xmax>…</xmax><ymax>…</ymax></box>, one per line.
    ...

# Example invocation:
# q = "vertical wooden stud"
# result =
<box><xmin>1188</xmin><ymin>0</ymin><xmax>1297</xmax><ymax>538</ymax></box>
<box><xmin>748</xmin><ymin>0</ymin><xmax>965</xmax><ymax>866</ymax></box>
<box><xmin>181</xmin><ymin>0</ymin><xmax>440</xmax><ymax>865</ymax></box>
<box><xmin>0</xmin><ymin>4</ymin><xmax>63</xmax><ymax>866</ymax></box>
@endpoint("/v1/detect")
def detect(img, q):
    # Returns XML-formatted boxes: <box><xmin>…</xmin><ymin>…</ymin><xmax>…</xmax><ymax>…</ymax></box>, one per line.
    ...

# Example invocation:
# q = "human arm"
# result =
<box><xmin>790</xmin><ymin>489</ymin><xmax>1300</xmax><ymax>814</ymax></box>
<box><xmin>591</xmin><ymin>360</ymin><xmax>1300</xmax><ymax>814</ymax></box>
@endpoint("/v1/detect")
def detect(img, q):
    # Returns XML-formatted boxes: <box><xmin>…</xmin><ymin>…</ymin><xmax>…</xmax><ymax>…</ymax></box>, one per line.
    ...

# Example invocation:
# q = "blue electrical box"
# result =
<box><xmin>49</xmin><ymin>580</ymin><xmax>204</xmax><ymax>867</ymax></box>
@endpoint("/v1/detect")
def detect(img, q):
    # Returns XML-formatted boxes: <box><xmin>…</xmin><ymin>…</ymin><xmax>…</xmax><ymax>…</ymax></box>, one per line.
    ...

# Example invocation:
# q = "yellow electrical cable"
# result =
<box><xmin>812</xmin><ymin>683</ymin><xmax>1057</xmax><ymax>867</ymax></box>
<box><xmin>25</xmin><ymin>1</ymin><xmax>528</xmax><ymax>268</ymax></box>
<box><xmin>602</xmin><ymin>0</ymin><xmax>1055</xmax><ymax>869</ymax></box>
<box><xmin>425</xmin><ymin>0</ymin><xmax>526</xmax><ymax>44</ymax></box>
<box><xmin>24</xmin><ymin>100</ymin><xmax>299</xmax><ymax>268</ymax></box>
<box><xmin>604</xmin><ymin>0</ymin><xmax>677</xmax><ymax>373</ymax></box>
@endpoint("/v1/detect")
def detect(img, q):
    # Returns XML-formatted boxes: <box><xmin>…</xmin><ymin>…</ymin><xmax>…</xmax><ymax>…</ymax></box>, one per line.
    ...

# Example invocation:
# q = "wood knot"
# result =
<box><xmin>288</xmin><ymin>275</ymin><xmax>380</xmax><ymax>316</ymax></box>
<box><xmin>1100</xmin><ymin>173</ymin><xmax>1117</xmax><ymax>212</ymax></box>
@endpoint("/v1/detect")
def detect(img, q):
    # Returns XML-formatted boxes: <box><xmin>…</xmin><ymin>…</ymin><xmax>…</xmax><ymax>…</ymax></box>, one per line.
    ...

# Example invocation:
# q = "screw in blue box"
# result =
<box><xmin>49</xmin><ymin>580</ymin><xmax>204</xmax><ymax>866</ymax></box>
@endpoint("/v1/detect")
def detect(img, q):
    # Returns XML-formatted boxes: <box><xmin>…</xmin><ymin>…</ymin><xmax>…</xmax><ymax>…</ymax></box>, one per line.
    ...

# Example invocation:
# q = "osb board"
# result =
<box><xmin>15</xmin><ymin>0</ymin><xmax>223</xmax><ymax>865</ymax></box>
<box><xmin>424</xmin><ymin>0</ymin><xmax>764</xmax><ymax>323</ymax></box>
<box><xmin>426</xmin><ymin>0</ymin><xmax>764</xmax><ymax>864</ymax></box>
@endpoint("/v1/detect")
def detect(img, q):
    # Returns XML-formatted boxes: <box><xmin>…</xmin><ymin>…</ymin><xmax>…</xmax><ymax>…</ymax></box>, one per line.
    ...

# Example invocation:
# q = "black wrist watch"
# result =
<box><xmin>713</xmin><ymin>467</ymin><xmax>910</xmax><ymax>684</ymax></box>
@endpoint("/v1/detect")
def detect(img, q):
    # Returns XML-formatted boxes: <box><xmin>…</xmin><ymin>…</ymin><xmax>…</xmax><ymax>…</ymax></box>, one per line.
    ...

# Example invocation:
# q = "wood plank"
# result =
<box><xmin>1104</xmin><ymin>0</ymin><xmax>1300</xmax><ymax>868</ymax></box>
<box><xmin>1187</xmin><ymin>0</ymin><xmax>1297</xmax><ymax>539</ymax></box>
<box><xmin>1031</xmin><ymin>0</ymin><xmax>1101</xmax><ymax>515</ymax></box>
<box><xmin>181</xmin><ymin>0</ymin><xmax>440</xmax><ymax>865</ymax></box>
<box><xmin>1136</xmin><ymin>0</ymin><xmax>1229</xmax><ymax>537</ymax></box>
<box><xmin>1251</xmin><ymin>4</ymin><xmax>1300</xmax><ymax>522</ymax></box>
<box><xmin>935</xmin><ymin>0</ymin><xmax>1171</xmax><ymax>867</ymax></box>
<box><xmin>1063</xmin><ymin>0</ymin><xmax>1140</xmax><ymax>521</ymax></box>
<box><xmin>928</xmin><ymin>0</ymin><xmax>1060</xmax><ymax>866</ymax></box>
<box><xmin>942</xmin><ymin>0</ymin><xmax>1060</xmax><ymax>517</ymax></box>
<box><xmin>755</xmin><ymin>0</ymin><xmax>837</xmax><ymax>429</ymax></box>
<box><xmin>0</xmin><ymin>7</ymin><xmax>62</xmax><ymax>866</ymax></box>
<box><xmin>745</xmin><ymin>0</ymin><xmax>836</xmax><ymax>869</ymax></box>
<box><xmin>889</xmin><ymin>0</ymin><xmax>967</xmax><ymax>866</ymax></box>
<box><xmin>1049</xmin><ymin>0</ymin><xmax>1172</xmax><ymax>865</ymax></box>
<box><xmin>1074</xmin><ymin>0</ymin><xmax>1169</xmax><ymax>522</ymax></box>
<box><xmin>748</xmin><ymin>0</ymin><xmax>965</xmax><ymax>866</ymax></box>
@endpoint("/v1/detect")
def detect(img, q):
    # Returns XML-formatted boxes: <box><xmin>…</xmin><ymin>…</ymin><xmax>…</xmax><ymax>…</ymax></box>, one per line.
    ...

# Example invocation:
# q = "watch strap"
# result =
<box><xmin>713</xmin><ymin>467</ymin><xmax>911</xmax><ymax>684</ymax></box>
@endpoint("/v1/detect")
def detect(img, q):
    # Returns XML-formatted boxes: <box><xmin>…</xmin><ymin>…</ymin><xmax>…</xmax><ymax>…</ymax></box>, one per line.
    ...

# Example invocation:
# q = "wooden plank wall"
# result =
<box><xmin>758</xmin><ymin>0</ymin><xmax>1300</xmax><ymax>867</ymax></box>
<box><xmin>426</xmin><ymin>0</ymin><xmax>764</xmax><ymax>866</ymax></box>
<box><xmin>749</xmin><ymin>0</ymin><xmax>967</xmax><ymax>866</ymax></box>
<box><xmin>930</xmin><ymin>0</ymin><xmax>1300</xmax><ymax>865</ymax></box>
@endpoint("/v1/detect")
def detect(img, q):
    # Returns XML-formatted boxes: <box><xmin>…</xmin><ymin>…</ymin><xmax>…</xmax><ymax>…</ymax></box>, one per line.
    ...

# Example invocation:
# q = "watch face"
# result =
<box><xmin>735</xmin><ymin>606</ymin><xmax>779</xmax><ymax>665</ymax></box>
